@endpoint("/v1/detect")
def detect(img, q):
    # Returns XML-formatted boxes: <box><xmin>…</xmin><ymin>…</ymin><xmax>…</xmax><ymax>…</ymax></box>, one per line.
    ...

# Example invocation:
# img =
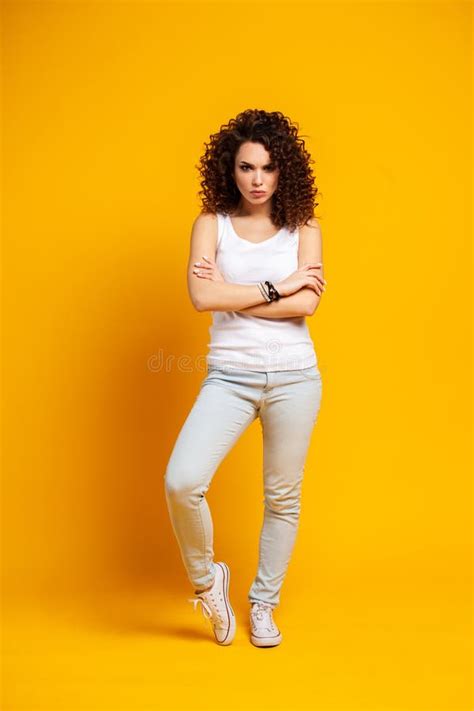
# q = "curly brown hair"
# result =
<box><xmin>196</xmin><ymin>108</ymin><xmax>321</xmax><ymax>233</ymax></box>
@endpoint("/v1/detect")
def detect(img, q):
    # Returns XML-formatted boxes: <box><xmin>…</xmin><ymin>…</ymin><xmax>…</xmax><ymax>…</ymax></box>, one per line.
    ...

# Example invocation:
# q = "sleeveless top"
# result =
<box><xmin>206</xmin><ymin>213</ymin><xmax>317</xmax><ymax>372</ymax></box>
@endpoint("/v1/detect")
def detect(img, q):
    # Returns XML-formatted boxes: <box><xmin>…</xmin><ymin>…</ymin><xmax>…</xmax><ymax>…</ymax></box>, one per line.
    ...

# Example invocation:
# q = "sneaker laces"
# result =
<box><xmin>188</xmin><ymin>596</ymin><xmax>213</xmax><ymax>619</ymax></box>
<box><xmin>188</xmin><ymin>588</ymin><xmax>225</xmax><ymax>626</ymax></box>
<box><xmin>251</xmin><ymin>601</ymin><xmax>276</xmax><ymax>633</ymax></box>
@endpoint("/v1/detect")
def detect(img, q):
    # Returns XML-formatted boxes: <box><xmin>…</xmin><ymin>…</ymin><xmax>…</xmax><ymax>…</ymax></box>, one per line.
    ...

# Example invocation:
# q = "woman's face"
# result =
<box><xmin>233</xmin><ymin>141</ymin><xmax>280</xmax><ymax>207</ymax></box>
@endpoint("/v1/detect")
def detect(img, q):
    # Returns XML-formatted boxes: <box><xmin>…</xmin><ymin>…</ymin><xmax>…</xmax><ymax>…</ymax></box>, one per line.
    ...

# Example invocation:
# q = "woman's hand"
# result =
<box><xmin>192</xmin><ymin>255</ymin><xmax>225</xmax><ymax>282</ymax></box>
<box><xmin>275</xmin><ymin>263</ymin><xmax>326</xmax><ymax>297</ymax></box>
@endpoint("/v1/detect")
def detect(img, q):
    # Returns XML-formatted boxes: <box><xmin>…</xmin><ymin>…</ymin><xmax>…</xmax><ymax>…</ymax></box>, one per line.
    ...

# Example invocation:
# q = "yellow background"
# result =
<box><xmin>2</xmin><ymin>1</ymin><xmax>471</xmax><ymax>710</ymax></box>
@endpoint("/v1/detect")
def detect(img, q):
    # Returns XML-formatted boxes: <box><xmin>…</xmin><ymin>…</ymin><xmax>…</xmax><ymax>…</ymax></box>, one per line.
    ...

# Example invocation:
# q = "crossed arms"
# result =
<box><xmin>187</xmin><ymin>213</ymin><xmax>325</xmax><ymax>318</ymax></box>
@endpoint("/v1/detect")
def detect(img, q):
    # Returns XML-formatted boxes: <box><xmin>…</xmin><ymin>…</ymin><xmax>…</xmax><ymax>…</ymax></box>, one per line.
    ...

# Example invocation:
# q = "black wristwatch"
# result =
<box><xmin>265</xmin><ymin>281</ymin><xmax>281</xmax><ymax>301</ymax></box>
<box><xmin>257</xmin><ymin>280</ymin><xmax>281</xmax><ymax>302</ymax></box>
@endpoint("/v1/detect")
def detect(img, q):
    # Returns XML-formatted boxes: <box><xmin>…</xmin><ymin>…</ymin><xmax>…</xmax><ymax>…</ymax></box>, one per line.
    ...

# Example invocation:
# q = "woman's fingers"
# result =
<box><xmin>305</xmin><ymin>276</ymin><xmax>324</xmax><ymax>294</ymax></box>
<box><xmin>193</xmin><ymin>262</ymin><xmax>213</xmax><ymax>276</ymax></box>
<box><xmin>304</xmin><ymin>264</ymin><xmax>327</xmax><ymax>286</ymax></box>
<box><xmin>308</xmin><ymin>272</ymin><xmax>325</xmax><ymax>287</ymax></box>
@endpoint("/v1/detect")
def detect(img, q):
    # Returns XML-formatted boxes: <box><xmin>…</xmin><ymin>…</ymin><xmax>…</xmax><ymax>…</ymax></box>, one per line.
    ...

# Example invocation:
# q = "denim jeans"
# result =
<box><xmin>164</xmin><ymin>363</ymin><xmax>323</xmax><ymax>609</ymax></box>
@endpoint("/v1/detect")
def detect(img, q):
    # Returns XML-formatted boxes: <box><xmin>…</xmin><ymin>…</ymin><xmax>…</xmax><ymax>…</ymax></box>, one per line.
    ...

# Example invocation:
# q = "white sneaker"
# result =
<box><xmin>250</xmin><ymin>601</ymin><xmax>283</xmax><ymax>647</ymax></box>
<box><xmin>188</xmin><ymin>561</ymin><xmax>236</xmax><ymax>645</ymax></box>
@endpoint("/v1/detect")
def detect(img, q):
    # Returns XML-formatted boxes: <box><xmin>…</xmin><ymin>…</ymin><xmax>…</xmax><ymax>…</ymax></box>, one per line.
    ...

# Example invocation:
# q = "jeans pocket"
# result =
<box><xmin>299</xmin><ymin>365</ymin><xmax>322</xmax><ymax>381</ymax></box>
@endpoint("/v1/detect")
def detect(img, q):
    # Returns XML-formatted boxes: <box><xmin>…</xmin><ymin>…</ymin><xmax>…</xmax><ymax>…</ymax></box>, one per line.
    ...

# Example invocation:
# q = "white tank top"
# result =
<box><xmin>206</xmin><ymin>212</ymin><xmax>317</xmax><ymax>372</ymax></box>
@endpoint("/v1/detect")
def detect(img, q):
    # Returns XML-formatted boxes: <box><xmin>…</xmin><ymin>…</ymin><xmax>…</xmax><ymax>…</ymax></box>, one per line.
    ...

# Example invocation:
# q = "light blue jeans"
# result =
<box><xmin>164</xmin><ymin>363</ymin><xmax>323</xmax><ymax>609</ymax></box>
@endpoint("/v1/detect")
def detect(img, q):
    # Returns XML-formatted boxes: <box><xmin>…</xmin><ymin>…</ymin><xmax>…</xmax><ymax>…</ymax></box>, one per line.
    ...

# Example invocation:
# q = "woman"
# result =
<box><xmin>164</xmin><ymin>108</ymin><xmax>326</xmax><ymax>647</ymax></box>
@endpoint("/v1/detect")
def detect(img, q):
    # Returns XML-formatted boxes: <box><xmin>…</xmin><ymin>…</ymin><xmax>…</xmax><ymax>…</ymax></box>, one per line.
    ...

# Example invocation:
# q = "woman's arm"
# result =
<box><xmin>237</xmin><ymin>289</ymin><xmax>316</xmax><ymax>318</ymax></box>
<box><xmin>188</xmin><ymin>213</ymin><xmax>270</xmax><ymax>312</ymax></box>
<box><xmin>238</xmin><ymin>218</ymin><xmax>325</xmax><ymax>318</ymax></box>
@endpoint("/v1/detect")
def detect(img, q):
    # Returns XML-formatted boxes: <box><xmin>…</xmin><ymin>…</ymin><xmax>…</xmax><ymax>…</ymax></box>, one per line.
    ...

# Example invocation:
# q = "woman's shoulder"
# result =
<box><xmin>193</xmin><ymin>211</ymin><xmax>220</xmax><ymax>228</ymax></box>
<box><xmin>299</xmin><ymin>216</ymin><xmax>321</xmax><ymax>229</ymax></box>
<box><xmin>298</xmin><ymin>216</ymin><xmax>322</xmax><ymax>237</ymax></box>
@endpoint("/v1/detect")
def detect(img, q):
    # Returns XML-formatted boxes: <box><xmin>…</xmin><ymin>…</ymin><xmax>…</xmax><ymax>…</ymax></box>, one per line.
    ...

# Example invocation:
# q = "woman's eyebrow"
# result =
<box><xmin>239</xmin><ymin>161</ymin><xmax>273</xmax><ymax>167</ymax></box>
